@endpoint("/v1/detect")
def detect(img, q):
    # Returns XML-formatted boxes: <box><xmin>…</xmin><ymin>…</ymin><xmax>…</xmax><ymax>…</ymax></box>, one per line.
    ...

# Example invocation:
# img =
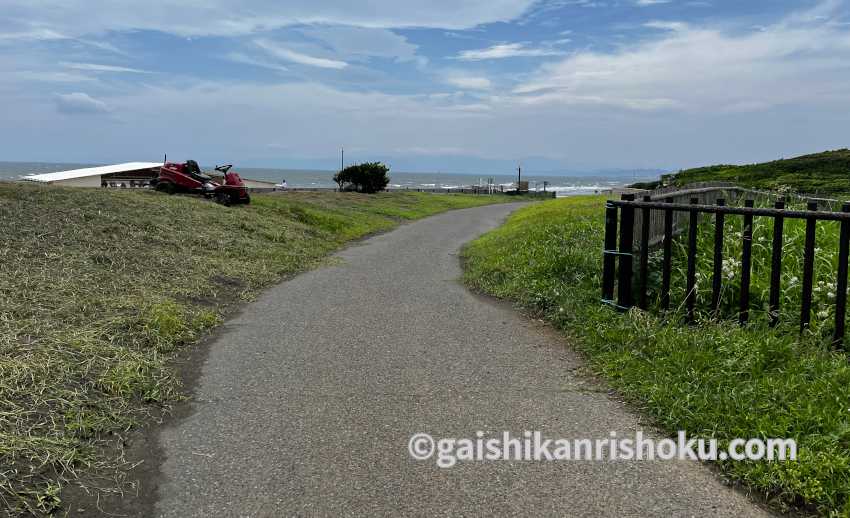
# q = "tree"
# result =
<box><xmin>333</xmin><ymin>162</ymin><xmax>390</xmax><ymax>193</ymax></box>
<box><xmin>333</xmin><ymin>169</ymin><xmax>348</xmax><ymax>191</ymax></box>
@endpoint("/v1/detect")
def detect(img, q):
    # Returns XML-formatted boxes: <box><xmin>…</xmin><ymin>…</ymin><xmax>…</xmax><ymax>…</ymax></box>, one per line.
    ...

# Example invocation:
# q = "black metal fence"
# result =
<box><xmin>630</xmin><ymin>184</ymin><xmax>775</xmax><ymax>249</ymax></box>
<box><xmin>601</xmin><ymin>194</ymin><xmax>850</xmax><ymax>346</ymax></box>
<box><xmin>626</xmin><ymin>182</ymin><xmax>840</xmax><ymax>250</ymax></box>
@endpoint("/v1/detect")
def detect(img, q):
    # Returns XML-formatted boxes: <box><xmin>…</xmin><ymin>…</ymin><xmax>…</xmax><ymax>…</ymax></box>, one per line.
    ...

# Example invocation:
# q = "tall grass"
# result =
<box><xmin>463</xmin><ymin>195</ymin><xmax>850</xmax><ymax>516</ymax></box>
<box><xmin>648</xmin><ymin>199</ymin><xmax>848</xmax><ymax>340</ymax></box>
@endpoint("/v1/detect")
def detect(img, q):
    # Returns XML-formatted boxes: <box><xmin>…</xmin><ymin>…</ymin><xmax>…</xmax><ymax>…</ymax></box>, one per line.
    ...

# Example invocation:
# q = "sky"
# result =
<box><xmin>1</xmin><ymin>0</ymin><xmax>849</xmax><ymax>174</ymax></box>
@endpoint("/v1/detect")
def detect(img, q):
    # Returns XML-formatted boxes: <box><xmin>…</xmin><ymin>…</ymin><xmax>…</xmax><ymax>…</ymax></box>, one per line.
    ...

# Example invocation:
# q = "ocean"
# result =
<box><xmin>0</xmin><ymin>161</ymin><xmax>648</xmax><ymax>196</ymax></box>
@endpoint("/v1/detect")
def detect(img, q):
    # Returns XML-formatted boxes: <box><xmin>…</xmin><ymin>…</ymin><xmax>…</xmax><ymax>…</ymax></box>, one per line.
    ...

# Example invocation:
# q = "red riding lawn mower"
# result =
<box><xmin>150</xmin><ymin>160</ymin><xmax>250</xmax><ymax>206</ymax></box>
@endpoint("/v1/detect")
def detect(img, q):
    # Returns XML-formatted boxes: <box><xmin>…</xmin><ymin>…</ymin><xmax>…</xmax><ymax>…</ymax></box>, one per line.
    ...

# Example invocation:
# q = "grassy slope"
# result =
<box><xmin>0</xmin><ymin>184</ymin><xmax>511</xmax><ymax>516</ymax></box>
<box><xmin>462</xmin><ymin>195</ymin><xmax>850</xmax><ymax>516</ymax></box>
<box><xmin>670</xmin><ymin>149</ymin><xmax>850</xmax><ymax>196</ymax></box>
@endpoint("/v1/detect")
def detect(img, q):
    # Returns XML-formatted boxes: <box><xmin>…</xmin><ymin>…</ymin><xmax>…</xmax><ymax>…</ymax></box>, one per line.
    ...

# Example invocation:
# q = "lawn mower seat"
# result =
<box><xmin>184</xmin><ymin>160</ymin><xmax>209</xmax><ymax>183</ymax></box>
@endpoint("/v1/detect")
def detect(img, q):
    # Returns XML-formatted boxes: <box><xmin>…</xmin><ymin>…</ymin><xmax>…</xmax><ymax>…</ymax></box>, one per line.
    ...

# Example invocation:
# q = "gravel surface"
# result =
<box><xmin>153</xmin><ymin>202</ymin><xmax>770</xmax><ymax>517</ymax></box>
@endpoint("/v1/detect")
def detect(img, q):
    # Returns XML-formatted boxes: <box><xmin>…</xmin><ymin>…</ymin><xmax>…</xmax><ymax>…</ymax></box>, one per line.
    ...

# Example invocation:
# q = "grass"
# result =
<box><xmin>0</xmin><ymin>183</ymin><xmax>514</xmax><ymax>516</ymax></box>
<box><xmin>653</xmin><ymin>197</ymin><xmax>849</xmax><ymax>341</ymax></box>
<box><xmin>462</xmin><ymin>195</ymin><xmax>850</xmax><ymax>516</ymax></box>
<box><xmin>658</xmin><ymin>149</ymin><xmax>850</xmax><ymax>197</ymax></box>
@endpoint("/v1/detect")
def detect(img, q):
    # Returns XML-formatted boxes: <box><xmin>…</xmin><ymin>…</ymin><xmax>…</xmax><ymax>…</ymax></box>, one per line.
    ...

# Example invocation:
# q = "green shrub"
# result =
<box><xmin>333</xmin><ymin>162</ymin><xmax>390</xmax><ymax>193</ymax></box>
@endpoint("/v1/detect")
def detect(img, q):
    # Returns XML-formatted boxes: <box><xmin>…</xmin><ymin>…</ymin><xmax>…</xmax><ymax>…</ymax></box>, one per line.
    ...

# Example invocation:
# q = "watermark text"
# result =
<box><xmin>408</xmin><ymin>431</ymin><xmax>796</xmax><ymax>468</ymax></box>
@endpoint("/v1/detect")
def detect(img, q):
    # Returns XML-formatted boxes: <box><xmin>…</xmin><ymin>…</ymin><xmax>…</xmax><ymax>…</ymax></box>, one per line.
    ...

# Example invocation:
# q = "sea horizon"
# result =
<box><xmin>0</xmin><ymin>160</ymin><xmax>654</xmax><ymax>195</ymax></box>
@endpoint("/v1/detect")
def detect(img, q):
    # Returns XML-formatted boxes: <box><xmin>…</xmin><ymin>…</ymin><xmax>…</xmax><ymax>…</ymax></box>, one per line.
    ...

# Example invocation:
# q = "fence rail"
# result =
<box><xmin>601</xmin><ymin>193</ymin><xmax>850</xmax><ymax>347</ymax></box>
<box><xmin>620</xmin><ymin>182</ymin><xmax>841</xmax><ymax>249</ymax></box>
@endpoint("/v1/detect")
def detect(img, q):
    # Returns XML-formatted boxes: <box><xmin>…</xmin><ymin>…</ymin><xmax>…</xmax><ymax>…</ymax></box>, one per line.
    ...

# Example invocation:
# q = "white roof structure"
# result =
<box><xmin>22</xmin><ymin>162</ymin><xmax>162</xmax><ymax>183</ymax></box>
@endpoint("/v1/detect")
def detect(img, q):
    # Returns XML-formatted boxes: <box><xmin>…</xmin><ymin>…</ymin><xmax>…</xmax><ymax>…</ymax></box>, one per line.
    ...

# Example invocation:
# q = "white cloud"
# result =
<box><xmin>61</xmin><ymin>62</ymin><xmax>151</xmax><ymax>73</ymax></box>
<box><xmin>644</xmin><ymin>20</ymin><xmax>689</xmax><ymax>31</ymax></box>
<box><xmin>54</xmin><ymin>92</ymin><xmax>109</xmax><ymax>114</ymax></box>
<box><xmin>514</xmin><ymin>2</ymin><xmax>850</xmax><ymax>112</ymax></box>
<box><xmin>1</xmin><ymin>1</ymin><xmax>537</xmax><ymax>37</ymax></box>
<box><xmin>0</xmin><ymin>29</ymin><xmax>129</xmax><ymax>55</ymax></box>
<box><xmin>0</xmin><ymin>28</ymin><xmax>67</xmax><ymax>41</ymax></box>
<box><xmin>4</xmin><ymin>0</ymin><xmax>850</xmax><ymax>172</ymax></box>
<box><xmin>635</xmin><ymin>0</ymin><xmax>672</xmax><ymax>6</ymax></box>
<box><xmin>4</xmin><ymin>67</ymin><xmax>849</xmax><ymax>170</ymax></box>
<box><xmin>224</xmin><ymin>52</ymin><xmax>290</xmax><ymax>73</ymax></box>
<box><xmin>296</xmin><ymin>26</ymin><xmax>418</xmax><ymax>62</ymax></box>
<box><xmin>456</xmin><ymin>42</ymin><xmax>565</xmax><ymax>60</ymax></box>
<box><xmin>55</xmin><ymin>81</ymin><xmax>497</xmax><ymax>163</ymax></box>
<box><xmin>444</xmin><ymin>74</ymin><xmax>492</xmax><ymax>90</ymax></box>
<box><xmin>255</xmin><ymin>40</ymin><xmax>349</xmax><ymax>69</ymax></box>
<box><xmin>14</xmin><ymin>70</ymin><xmax>96</xmax><ymax>83</ymax></box>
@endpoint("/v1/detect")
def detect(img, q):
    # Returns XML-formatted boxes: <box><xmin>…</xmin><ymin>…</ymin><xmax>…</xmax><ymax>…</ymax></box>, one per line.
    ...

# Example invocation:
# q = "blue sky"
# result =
<box><xmin>1</xmin><ymin>0</ymin><xmax>849</xmax><ymax>173</ymax></box>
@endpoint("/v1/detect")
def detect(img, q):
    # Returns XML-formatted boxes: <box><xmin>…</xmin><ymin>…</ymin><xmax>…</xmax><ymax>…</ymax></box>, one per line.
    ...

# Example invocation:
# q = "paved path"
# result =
<box><xmin>154</xmin><ymin>203</ymin><xmax>769</xmax><ymax>517</ymax></box>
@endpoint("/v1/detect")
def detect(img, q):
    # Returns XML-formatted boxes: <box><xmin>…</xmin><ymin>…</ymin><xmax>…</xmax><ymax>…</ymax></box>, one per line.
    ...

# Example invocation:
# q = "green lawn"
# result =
<box><xmin>665</xmin><ymin>149</ymin><xmax>850</xmax><ymax>197</ymax></box>
<box><xmin>0</xmin><ymin>184</ymin><xmax>512</xmax><ymax>516</ymax></box>
<box><xmin>462</xmin><ymin>195</ymin><xmax>850</xmax><ymax>516</ymax></box>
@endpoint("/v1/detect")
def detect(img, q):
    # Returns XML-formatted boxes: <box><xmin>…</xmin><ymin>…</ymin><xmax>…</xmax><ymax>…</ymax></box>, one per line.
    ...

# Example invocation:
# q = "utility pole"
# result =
<box><xmin>517</xmin><ymin>164</ymin><xmax>522</xmax><ymax>192</ymax></box>
<box><xmin>341</xmin><ymin>147</ymin><xmax>344</xmax><ymax>171</ymax></box>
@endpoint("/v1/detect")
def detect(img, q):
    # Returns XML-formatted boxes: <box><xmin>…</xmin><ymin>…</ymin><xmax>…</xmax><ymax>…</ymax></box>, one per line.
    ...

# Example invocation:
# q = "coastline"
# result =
<box><xmin>0</xmin><ymin>161</ymin><xmax>642</xmax><ymax>196</ymax></box>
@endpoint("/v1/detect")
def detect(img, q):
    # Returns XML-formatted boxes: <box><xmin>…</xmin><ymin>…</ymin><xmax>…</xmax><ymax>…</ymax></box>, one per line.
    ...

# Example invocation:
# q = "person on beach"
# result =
<box><xmin>276</xmin><ymin>179</ymin><xmax>288</xmax><ymax>191</ymax></box>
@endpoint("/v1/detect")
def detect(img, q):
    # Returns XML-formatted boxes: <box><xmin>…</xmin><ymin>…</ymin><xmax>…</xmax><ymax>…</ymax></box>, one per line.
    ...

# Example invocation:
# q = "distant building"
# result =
<box><xmin>22</xmin><ymin>162</ymin><xmax>162</xmax><ymax>188</ymax></box>
<box><xmin>21</xmin><ymin>162</ymin><xmax>277</xmax><ymax>190</ymax></box>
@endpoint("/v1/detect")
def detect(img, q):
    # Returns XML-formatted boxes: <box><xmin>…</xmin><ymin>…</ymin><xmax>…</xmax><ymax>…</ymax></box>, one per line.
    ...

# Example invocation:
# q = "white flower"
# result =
<box><xmin>828</xmin><ymin>292</ymin><xmax>836</xmax><ymax>299</ymax></box>
<box><xmin>818</xmin><ymin>310</ymin><xmax>829</xmax><ymax>319</ymax></box>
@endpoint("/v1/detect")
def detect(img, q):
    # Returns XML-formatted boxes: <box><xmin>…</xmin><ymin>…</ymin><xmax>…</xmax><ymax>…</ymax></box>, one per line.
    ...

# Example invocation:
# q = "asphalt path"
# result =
<box><xmin>152</xmin><ymin>202</ymin><xmax>769</xmax><ymax>517</ymax></box>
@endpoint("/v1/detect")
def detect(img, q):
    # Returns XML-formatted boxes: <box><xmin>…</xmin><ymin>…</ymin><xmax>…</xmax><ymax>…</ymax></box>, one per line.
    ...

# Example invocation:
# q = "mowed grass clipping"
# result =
<box><xmin>0</xmin><ymin>183</ymin><xmax>510</xmax><ymax>516</ymax></box>
<box><xmin>462</xmin><ymin>195</ymin><xmax>850</xmax><ymax>516</ymax></box>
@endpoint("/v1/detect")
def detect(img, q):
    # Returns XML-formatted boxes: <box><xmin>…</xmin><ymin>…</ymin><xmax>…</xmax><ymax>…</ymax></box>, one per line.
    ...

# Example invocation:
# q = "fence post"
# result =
<box><xmin>638</xmin><ymin>195</ymin><xmax>651</xmax><ymax>309</ymax></box>
<box><xmin>661</xmin><ymin>198</ymin><xmax>674</xmax><ymax>311</ymax></box>
<box><xmin>800</xmin><ymin>200</ymin><xmax>819</xmax><ymax>332</ymax></box>
<box><xmin>602</xmin><ymin>202</ymin><xmax>618</xmax><ymax>302</ymax></box>
<box><xmin>768</xmin><ymin>199</ymin><xmax>786</xmax><ymax>327</ymax></box>
<box><xmin>833</xmin><ymin>202</ymin><xmax>850</xmax><ymax>347</ymax></box>
<box><xmin>739</xmin><ymin>199</ymin><xmax>755</xmax><ymax>325</ymax></box>
<box><xmin>711</xmin><ymin>198</ymin><xmax>726</xmax><ymax>315</ymax></box>
<box><xmin>617</xmin><ymin>194</ymin><xmax>636</xmax><ymax>309</ymax></box>
<box><xmin>686</xmin><ymin>197</ymin><xmax>699</xmax><ymax>322</ymax></box>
